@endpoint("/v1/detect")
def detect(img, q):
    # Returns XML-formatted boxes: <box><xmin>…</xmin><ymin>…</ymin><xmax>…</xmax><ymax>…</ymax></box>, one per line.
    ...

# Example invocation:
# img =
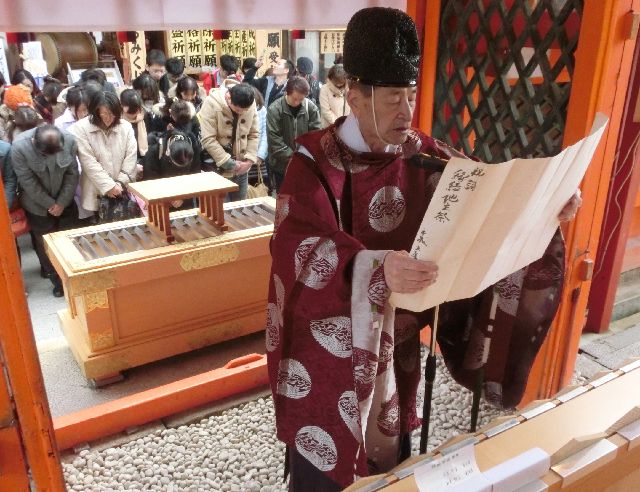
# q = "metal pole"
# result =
<box><xmin>470</xmin><ymin>368</ymin><xmax>484</xmax><ymax>433</ymax></box>
<box><xmin>419</xmin><ymin>304</ymin><xmax>439</xmax><ymax>454</ymax></box>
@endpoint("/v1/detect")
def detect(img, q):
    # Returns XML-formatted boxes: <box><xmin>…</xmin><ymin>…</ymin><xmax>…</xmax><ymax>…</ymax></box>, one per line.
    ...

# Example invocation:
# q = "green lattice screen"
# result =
<box><xmin>432</xmin><ymin>0</ymin><xmax>583</xmax><ymax>162</ymax></box>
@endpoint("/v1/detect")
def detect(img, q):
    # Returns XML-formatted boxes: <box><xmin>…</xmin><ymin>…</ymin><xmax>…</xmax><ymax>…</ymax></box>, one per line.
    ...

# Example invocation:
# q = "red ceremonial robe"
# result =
<box><xmin>266</xmin><ymin>117</ymin><xmax>565</xmax><ymax>488</ymax></box>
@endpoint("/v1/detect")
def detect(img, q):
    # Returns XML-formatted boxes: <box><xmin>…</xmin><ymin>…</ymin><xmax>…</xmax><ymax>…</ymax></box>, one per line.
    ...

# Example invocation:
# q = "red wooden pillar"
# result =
<box><xmin>586</xmin><ymin>31</ymin><xmax>640</xmax><ymax>333</ymax></box>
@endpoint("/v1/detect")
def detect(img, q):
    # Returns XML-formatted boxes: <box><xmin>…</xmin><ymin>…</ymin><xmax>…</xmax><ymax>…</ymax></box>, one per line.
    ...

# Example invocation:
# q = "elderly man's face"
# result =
<box><xmin>348</xmin><ymin>86</ymin><xmax>417</xmax><ymax>148</ymax></box>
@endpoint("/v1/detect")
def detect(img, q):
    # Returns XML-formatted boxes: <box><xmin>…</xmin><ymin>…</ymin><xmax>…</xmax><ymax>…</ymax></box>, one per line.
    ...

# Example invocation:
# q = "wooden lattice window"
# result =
<box><xmin>432</xmin><ymin>0</ymin><xmax>583</xmax><ymax>162</ymax></box>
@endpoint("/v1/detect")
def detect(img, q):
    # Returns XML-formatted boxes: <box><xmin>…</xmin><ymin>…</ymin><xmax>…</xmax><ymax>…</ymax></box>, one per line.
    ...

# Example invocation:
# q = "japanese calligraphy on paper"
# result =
<box><xmin>255</xmin><ymin>30</ymin><xmax>282</xmax><ymax>75</ymax></box>
<box><xmin>391</xmin><ymin>113</ymin><xmax>609</xmax><ymax>312</ymax></box>
<box><xmin>320</xmin><ymin>31</ymin><xmax>345</xmax><ymax>54</ymax></box>
<box><xmin>168</xmin><ymin>30</ymin><xmax>257</xmax><ymax>69</ymax></box>
<box><xmin>122</xmin><ymin>31</ymin><xmax>147</xmax><ymax>80</ymax></box>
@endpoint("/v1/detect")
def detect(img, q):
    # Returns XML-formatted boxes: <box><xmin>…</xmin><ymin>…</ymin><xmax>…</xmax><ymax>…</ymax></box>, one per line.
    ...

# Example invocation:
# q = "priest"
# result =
<box><xmin>265</xmin><ymin>7</ymin><xmax>582</xmax><ymax>490</ymax></box>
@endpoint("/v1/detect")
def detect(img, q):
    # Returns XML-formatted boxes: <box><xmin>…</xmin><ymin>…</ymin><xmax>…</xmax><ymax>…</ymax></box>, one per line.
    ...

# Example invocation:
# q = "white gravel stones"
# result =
<box><xmin>63</xmin><ymin>354</ymin><xmax>578</xmax><ymax>490</ymax></box>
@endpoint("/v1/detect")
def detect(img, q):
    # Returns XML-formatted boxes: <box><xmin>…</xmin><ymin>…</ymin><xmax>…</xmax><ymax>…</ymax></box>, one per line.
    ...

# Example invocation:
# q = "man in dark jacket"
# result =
<box><xmin>296</xmin><ymin>56</ymin><xmax>321</xmax><ymax>106</ymax></box>
<box><xmin>244</xmin><ymin>58</ymin><xmax>296</xmax><ymax>107</ymax></box>
<box><xmin>266</xmin><ymin>76</ymin><xmax>322</xmax><ymax>192</ymax></box>
<box><xmin>11</xmin><ymin>125</ymin><xmax>79</xmax><ymax>296</ymax></box>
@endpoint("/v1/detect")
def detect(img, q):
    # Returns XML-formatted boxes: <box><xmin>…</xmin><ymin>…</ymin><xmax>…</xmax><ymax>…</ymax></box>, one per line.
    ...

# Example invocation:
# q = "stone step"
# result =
<box><xmin>612</xmin><ymin>272</ymin><xmax>640</xmax><ymax>322</ymax></box>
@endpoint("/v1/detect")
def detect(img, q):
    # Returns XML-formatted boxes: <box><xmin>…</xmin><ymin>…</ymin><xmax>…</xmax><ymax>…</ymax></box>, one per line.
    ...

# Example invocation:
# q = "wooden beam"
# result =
<box><xmin>0</xmin><ymin>169</ymin><xmax>65</xmax><ymax>488</ymax></box>
<box><xmin>522</xmin><ymin>0</ymin><xmax>640</xmax><ymax>403</ymax></box>
<box><xmin>416</xmin><ymin>0</ymin><xmax>441</xmax><ymax>135</ymax></box>
<box><xmin>53</xmin><ymin>354</ymin><xmax>268</xmax><ymax>451</ymax></box>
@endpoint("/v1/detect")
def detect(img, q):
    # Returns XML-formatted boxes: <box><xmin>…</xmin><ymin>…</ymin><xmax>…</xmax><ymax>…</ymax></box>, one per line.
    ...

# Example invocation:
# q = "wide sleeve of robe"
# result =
<box><xmin>266</xmin><ymin>151</ymin><xmax>375</xmax><ymax>485</ymax></box>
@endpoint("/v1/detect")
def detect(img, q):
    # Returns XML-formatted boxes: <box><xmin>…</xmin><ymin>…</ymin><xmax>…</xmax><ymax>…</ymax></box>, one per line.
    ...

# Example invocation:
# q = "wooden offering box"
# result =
<box><xmin>44</xmin><ymin>196</ymin><xmax>275</xmax><ymax>384</ymax></box>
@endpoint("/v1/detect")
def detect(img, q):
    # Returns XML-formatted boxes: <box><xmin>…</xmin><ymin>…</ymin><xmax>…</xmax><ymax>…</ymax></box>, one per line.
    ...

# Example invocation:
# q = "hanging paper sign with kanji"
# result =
<box><xmin>218</xmin><ymin>30</ymin><xmax>256</xmax><ymax>61</ymax></box>
<box><xmin>122</xmin><ymin>31</ymin><xmax>147</xmax><ymax>80</ymax></box>
<box><xmin>320</xmin><ymin>31</ymin><xmax>345</xmax><ymax>54</ymax></box>
<box><xmin>255</xmin><ymin>30</ymin><xmax>282</xmax><ymax>75</ymax></box>
<box><xmin>168</xmin><ymin>30</ymin><xmax>187</xmax><ymax>66</ymax></box>
<box><xmin>201</xmin><ymin>29</ymin><xmax>216</xmax><ymax>68</ymax></box>
<box><xmin>168</xmin><ymin>29</ymin><xmax>256</xmax><ymax>69</ymax></box>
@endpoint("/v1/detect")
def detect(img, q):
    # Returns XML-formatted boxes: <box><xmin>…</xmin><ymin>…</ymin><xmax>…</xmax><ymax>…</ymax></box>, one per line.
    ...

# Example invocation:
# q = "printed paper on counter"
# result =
<box><xmin>414</xmin><ymin>444</ymin><xmax>490</xmax><ymax>492</ymax></box>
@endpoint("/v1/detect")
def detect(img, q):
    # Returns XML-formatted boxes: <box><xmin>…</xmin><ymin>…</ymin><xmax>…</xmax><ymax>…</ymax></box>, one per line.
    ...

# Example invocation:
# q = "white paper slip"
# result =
<box><xmin>618</xmin><ymin>419</ymin><xmax>640</xmax><ymax>450</ymax></box>
<box><xmin>395</xmin><ymin>456</ymin><xmax>435</xmax><ymax>480</ymax></box>
<box><xmin>555</xmin><ymin>385</ymin><xmax>588</xmax><ymax>403</ymax></box>
<box><xmin>551</xmin><ymin>439</ymin><xmax>618</xmax><ymax>486</ymax></box>
<box><xmin>513</xmin><ymin>479</ymin><xmax>549</xmax><ymax>492</ymax></box>
<box><xmin>521</xmin><ymin>401</ymin><xmax>556</xmax><ymax>420</ymax></box>
<box><xmin>483</xmin><ymin>447</ymin><xmax>550</xmax><ymax>492</ymax></box>
<box><xmin>414</xmin><ymin>444</ymin><xmax>489</xmax><ymax>492</ymax></box>
<box><xmin>483</xmin><ymin>418</ymin><xmax>520</xmax><ymax>438</ymax></box>
<box><xmin>619</xmin><ymin>358</ymin><xmax>640</xmax><ymax>373</ymax></box>
<box><xmin>589</xmin><ymin>372</ymin><xmax>618</xmax><ymax>388</ymax></box>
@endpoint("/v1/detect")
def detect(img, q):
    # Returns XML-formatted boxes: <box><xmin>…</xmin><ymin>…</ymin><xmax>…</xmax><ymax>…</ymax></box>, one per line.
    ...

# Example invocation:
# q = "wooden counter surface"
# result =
<box><xmin>352</xmin><ymin>365</ymin><xmax>640</xmax><ymax>492</ymax></box>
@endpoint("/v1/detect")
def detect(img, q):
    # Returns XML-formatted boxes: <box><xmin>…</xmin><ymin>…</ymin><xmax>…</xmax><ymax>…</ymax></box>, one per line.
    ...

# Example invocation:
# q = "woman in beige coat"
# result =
<box><xmin>319</xmin><ymin>64</ymin><xmax>350</xmax><ymax>128</ymax></box>
<box><xmin>71</xmin><ymin>91</ymin><xmax>138</xmax><ymax>215</ymax></box>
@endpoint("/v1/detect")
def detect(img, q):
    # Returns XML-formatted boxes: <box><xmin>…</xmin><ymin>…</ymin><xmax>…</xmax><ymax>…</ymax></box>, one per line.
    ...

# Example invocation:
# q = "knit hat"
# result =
<box><xmin>344</xmin><ymin>7</ymin><xmax>421</xmax><ymax>87</ymax></box>
<box><xmin>296</xmin><ymin>57</ymin><xmax>313</xmax><ymax>75</ymax></box>
<box><xmin>4</xmin><ymin>84</ymin><xmax>33</xmax><ymax>111</ymax></box>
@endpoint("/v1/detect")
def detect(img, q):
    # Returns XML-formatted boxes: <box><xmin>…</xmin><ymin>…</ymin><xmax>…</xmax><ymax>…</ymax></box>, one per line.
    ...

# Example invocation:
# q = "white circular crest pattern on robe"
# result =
<box><xmin>265</xmin><ymin>274</ymin><xmax>285</xmax><ymax>353</ymax></box>
<box><xmin>376</xmin><ymin>331</ymin><xmax>395</xmax><ymax>376</ymax></box>
<box><xmin>276</xmin><ymin>359</ymin><xmax>311</xmax><ymax>399</ymax></box>
<box><xmin>295</xmin><ymin>426</ymin><xmax>338</xmax><ymax>472</ymax></box>
<box><xmin>338</xmin><ymin>391</ymin><xmax>362</xmax><ymax>442</ymax></box>
<box><xmin>310</xmin><ymin>316</ymin><xmax>352</xmax><ymax>358</ymax></box>
<box><xmin>368</xmin><ymin>186</ymin><xmax>406</xmax><ymax>233</ymax></box>
<box><xmin>495</xmin><ymin>269</ymin><xmax>525</xmax><ymax>317</ymax></box>
<box><xmin>368</xmin><ymin>265</ymin><xmax>388</xmax><ymax>308</ymax></box>
<box><xmin>353</xmin><ymin>347</ymin><xmax>378</xmax><ymax>402</ymax></box>
<box><xmin>265</xmin><ymin>303</ymin><xmax>280</xmax><ymax>352</ymax></box>
<box><xmin>273</xmin><ymin>273</ymin><xmax>285</xmax><ymax>324</ymax></box>
<box><xmin>377</xmin><ymin>392</ymin><xmax>400</xmax><ymax>437</ymax></box>
<box><xmin>274</xmin><ymin>196</ymin><xmax>290</xmax><ymax>231</ymax></box>
<box><xmin>294</xmin><ymin>237</ymin><xmax>339</xmax><ymax>290</ymax></box>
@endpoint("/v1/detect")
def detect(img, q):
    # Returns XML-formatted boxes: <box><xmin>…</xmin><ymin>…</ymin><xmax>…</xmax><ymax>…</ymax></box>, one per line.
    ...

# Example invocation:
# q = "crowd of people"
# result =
<box><xmin>0</xmin><ymin>48</ymin><xmax>349</xmax><ymax>297</ymax></box>
<box><xmin>0</xmin><ymin>9</ymin><xmax>585</xmax><ymax>490</ymax></box>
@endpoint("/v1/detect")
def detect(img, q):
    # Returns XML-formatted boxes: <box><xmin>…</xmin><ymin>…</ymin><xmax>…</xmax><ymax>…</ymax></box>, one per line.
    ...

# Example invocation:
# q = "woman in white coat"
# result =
<box><xmin>71</xmin><ymin>90</ymin><xmax>137</xmax><ymax>218</ymax></box>
<box><xmin>319</xmin><ymin>64</ymin><xmax>350</xmax><ymax>128</ymax></box>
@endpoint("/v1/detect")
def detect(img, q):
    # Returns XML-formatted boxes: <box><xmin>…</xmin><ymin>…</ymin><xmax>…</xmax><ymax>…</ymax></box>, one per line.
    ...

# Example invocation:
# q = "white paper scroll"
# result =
<box><xmin>391</xmin><ymin>113</ymin><xmax>608</xmax><ymax>312</ymax></box>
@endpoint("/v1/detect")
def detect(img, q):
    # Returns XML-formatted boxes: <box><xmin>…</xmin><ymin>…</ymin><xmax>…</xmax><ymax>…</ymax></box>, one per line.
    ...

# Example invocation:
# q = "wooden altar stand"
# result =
<box><xmin>127</xmin><ymin>173</ymin><xmax>238</xmax><ymax>243</ymax></box>
<box><xmin>44</xmin><ymin>172</ymin><xmax>274</xmax><ymax>386</ymax></box>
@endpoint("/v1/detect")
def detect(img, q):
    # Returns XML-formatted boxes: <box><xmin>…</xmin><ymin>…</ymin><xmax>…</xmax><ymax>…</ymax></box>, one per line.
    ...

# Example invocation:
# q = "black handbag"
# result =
<box><xmin>97</xmin><ymin>185</ymin><xmax>141</xmax><ymax>224</ymax></box>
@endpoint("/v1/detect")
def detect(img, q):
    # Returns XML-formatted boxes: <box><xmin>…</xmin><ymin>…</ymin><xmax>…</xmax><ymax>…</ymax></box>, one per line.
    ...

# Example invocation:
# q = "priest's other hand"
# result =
<box><xmin>558</xmin><ymin>190</ymin><xmax>582</xmax><ymax>222</ymax></box>
<box><xmin>384</xmin><ymin>251</ymin><xmax>438</xmax><ymax>294</ymax></box>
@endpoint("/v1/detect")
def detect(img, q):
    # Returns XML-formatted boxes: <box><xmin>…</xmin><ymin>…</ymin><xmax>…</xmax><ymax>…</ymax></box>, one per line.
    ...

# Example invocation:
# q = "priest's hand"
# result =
<box><xmin>558</xmin><ymin>190</ymin><xmax>582</xmax><ymax>222</ymax></box>
<box><xmin>384</xmin><ymin>251</ymin><xmax>438</xmax><ymax>294</ymax></box>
